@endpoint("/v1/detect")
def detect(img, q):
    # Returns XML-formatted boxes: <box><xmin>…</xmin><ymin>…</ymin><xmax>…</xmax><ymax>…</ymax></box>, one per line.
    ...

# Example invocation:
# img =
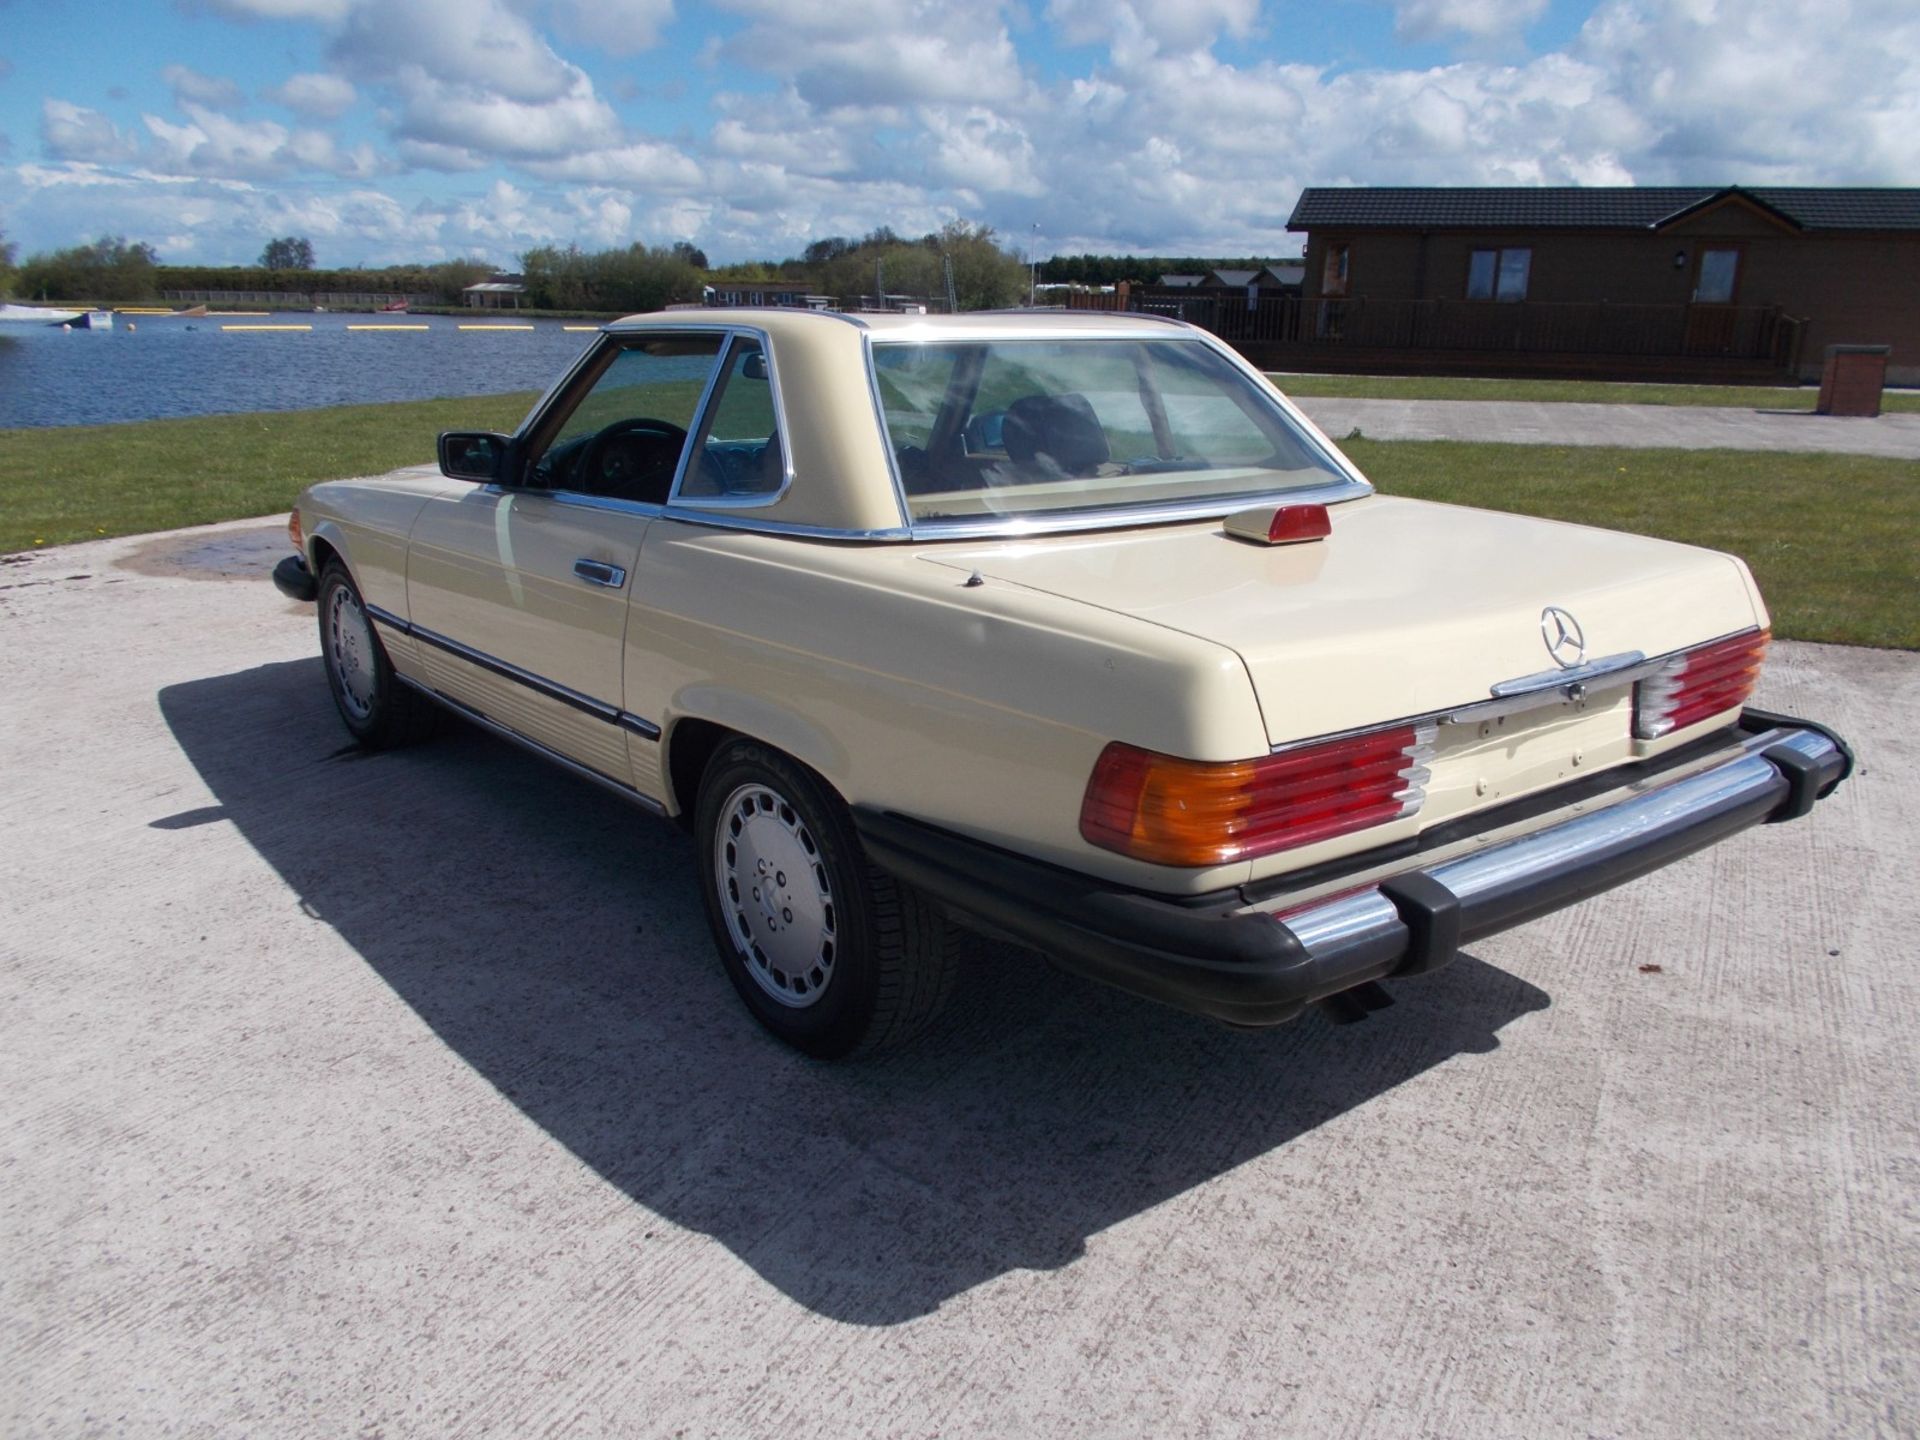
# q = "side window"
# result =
<box><xmin>677</xmin><ymin>337</ymin><xmax>786</xmax><ymax>502</ymax></box>
<box><xmin>1468</xmin><ymin>248</ymin><xmax>1531</xmax><ymax>302</ymax></box>
<box><xmin>528</xmin><ymin>335</ymin><xmax>723</xmax><ymax>502</ymax></box>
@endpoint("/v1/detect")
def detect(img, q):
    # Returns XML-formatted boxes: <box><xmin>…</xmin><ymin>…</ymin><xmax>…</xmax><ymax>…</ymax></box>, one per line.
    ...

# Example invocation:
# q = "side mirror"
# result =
<box><xmin>741</xmin><ymin>350</ymin><xmax>769</xmax><ymax>381</ymax></box>
<box><xmin>438</xmin><ymin>431</ymin><xmax>511</xmax><ymax>482</ymax></box>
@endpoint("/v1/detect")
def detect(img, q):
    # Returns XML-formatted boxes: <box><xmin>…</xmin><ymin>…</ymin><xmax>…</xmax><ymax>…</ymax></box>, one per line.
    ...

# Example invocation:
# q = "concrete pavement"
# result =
<box><xmin>3</xmin><ymin>519</ymin><xmax>1917</xmax><ymax>1439</ymax></box>
<box><xmin>1291</xmin><ymin>395</ymin><xmax>1920</xmax><ymax>457</ymax></box>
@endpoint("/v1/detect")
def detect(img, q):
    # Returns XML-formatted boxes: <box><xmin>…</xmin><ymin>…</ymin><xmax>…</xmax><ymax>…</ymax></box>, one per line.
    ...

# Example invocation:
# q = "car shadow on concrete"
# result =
<box><xmin>160</xmin><ymin>659</ymin><xmax>1550</xmax><ymax>1326</ymax></box>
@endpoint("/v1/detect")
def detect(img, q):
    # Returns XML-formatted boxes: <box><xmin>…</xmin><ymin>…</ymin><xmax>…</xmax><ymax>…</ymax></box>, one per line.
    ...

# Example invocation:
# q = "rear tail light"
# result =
<box><xmin>1633</xmin><ymin>628</ymin><xmax>1769</xmax><ymax>739</ymax></box>
<box><xmin>1080</xmin><ymin>724</ymin><xmax>1437</xmax><ymax>867</ymax></box>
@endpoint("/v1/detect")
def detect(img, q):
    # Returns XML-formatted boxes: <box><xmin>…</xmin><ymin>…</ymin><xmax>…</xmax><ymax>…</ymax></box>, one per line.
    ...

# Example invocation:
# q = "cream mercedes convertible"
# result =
<box><xmin>272</xmin><ymin>309</ymin><xmax>1850</xmax><ymax>1057</ymax></box>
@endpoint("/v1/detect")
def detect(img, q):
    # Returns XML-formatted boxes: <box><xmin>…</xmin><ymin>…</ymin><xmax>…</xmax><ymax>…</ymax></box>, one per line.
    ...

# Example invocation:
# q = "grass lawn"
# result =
<box><xmin>3</xmin><ymin>399</ymin><xmax>1914</xmax><ymax>649</ymax></box>
<box><xmin>1347</xmin><ymin>439</ymin><xmax>1920</xmax><ymax>650</ymax></box>
<box><xmin>1271</xmin><ymin>372</ymin><xmax>1920</xmax><ymax>413</ymax></box>
<box><xmin>0</xmin><ymin>392</ymin><xmax>538</xmax><ymax>553</ymax></box>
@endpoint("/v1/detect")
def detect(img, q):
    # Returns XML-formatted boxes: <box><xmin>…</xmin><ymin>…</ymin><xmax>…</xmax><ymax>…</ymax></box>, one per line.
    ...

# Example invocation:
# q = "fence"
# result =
<box><xmin>162</xmin><ymin>290</ymin><xmax>432</xmax><ymax>310</ymax></box>
<box><xmin>1115</xmin><ymin>290</ymin><xmax>1804</xmax><ymax>370</ymax></box>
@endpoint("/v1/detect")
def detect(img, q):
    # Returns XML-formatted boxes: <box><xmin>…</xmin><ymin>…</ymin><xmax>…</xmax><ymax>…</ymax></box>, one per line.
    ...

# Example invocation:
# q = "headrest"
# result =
<box><xmin>1002</xmin><ymin>392</ymin><xmax>1110</xmax><ymax>477</ymax></box>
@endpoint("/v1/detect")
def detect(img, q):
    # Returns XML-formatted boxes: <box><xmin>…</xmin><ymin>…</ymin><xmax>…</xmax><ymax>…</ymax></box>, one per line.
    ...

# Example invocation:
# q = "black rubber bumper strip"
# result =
<box><xmin>853</xmin><ymin>716</ymin><xmax>1851</xmax><ymax>1027</ymax></box>
<box><xmin>272</xmin><ymin>553</ymin><xmax>317</xmax><ymax>602</ymax></box>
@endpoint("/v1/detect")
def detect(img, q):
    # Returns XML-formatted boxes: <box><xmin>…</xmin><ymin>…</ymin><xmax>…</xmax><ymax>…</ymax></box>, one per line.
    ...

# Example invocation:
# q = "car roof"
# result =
<box><xmin>603</xmin><ymin>307</ymin><xmax>1201</xmax><ymax>343</ymax></box>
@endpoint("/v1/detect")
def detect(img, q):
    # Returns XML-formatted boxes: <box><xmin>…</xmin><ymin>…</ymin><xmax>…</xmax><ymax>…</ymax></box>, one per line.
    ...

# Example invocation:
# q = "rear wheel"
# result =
<box><xmin>317</xmin><ymin>560</ymin><xmax>437</xmax><ymax>750</ymax></box>
<box><xmin>694</xmin><ymin>739</ymin><xmax>957</xmax><ymax>1058</ymax></box>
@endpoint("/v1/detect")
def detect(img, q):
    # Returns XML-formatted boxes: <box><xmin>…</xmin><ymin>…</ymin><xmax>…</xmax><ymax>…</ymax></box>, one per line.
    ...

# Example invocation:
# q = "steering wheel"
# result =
<box><xmin>578</xmin><ymin>418</ymin><xmax>689</xmax><ymax>502</ymax></box>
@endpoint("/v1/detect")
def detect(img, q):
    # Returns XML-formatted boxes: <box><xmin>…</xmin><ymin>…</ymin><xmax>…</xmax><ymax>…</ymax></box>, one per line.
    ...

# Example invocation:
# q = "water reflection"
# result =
<box><xmin>0</xmin><ymin>311</ymin><xmax>599</xmax><ymax>428</ymax></box>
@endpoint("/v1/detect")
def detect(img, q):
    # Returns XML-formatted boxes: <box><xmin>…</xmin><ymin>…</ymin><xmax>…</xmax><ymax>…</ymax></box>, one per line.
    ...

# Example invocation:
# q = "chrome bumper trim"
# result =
<box><xmin>1257</xmin><ymin>724</ymin><xmax>1848</xmax><ymax>984</ymax></box>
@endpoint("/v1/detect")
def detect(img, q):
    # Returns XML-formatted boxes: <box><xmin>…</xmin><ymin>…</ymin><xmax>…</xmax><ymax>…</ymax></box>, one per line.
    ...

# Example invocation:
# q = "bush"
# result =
<box><xmin>519</xmin><ymin>243</ymin><xmax>704</xmax><ymax>313</ymax></box>
<box><xmin>15</xmin><ymin>236</ymin><xmax>159</xmax><ymax>303</ymax></box>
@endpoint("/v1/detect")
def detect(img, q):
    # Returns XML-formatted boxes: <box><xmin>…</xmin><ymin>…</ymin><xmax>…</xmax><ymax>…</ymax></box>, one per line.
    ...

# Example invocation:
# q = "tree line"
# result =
<box><xmin>1038</xmin><ymin>253</ymin><xmax>1301</xmax><ymax>286</ymax></box>
<box><xmin>2</xmin><ymin>223</ymin><xmax>1191</xmax><ymax>311</ymax></box>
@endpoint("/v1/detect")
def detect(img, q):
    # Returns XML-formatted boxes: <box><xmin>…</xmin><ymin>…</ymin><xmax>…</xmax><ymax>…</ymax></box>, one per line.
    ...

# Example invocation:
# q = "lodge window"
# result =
<box><xmin>1467</xmin><ymin>248</ymin><xmax>1531</xmax><ymax>302</ymax></box>
<box><xmin>1321</xmin><ymin>242</ymin><xmax>1351</xmax><ymax>298</ymax></box>
<box><xmin>1694</xmin><ymin>248</ymin><xmax>1740</xmax><ymax>304</ymax></box>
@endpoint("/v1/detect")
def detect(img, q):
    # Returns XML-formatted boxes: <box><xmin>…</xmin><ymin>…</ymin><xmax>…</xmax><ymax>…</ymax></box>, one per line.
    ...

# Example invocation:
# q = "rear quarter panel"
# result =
<box><xmin>630</xmin><ymin>521</ymin><xmax>1275</xmax><ymax>894</ymax></box>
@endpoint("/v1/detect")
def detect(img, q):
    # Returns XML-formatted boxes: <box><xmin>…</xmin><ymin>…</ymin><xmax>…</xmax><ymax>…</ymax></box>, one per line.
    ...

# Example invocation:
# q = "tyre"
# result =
<box><xmin>694</xmin><ymin>739</ymin><xmax>958</xmax><ymax>1058</ymax></box>
<box><xmin>316</xmin><ymin>560</ymin><xmax>437</xmax><ymax>750</ymax></box>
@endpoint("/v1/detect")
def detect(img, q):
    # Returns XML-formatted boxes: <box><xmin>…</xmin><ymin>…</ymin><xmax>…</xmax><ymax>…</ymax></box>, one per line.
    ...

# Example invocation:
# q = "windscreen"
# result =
<box><xmin>870</xmin><ymin>338</ymin><xmax>1350</xmax><ymax>524</ymax></box>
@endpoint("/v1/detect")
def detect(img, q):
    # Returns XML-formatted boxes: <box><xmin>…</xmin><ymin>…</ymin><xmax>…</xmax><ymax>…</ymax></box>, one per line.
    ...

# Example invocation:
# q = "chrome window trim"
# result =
<box><xmin>906</xmin><ymin>480</ymin><xmax>1372</xmax><ymax>543</ymax></box>
<box><xmin>862</xmin><ymin>331</ymin><xmax>1372</xmax><ymax>544</ymax></box>
<box><xmin>666</xmin><ymin>326</ymin><xmax>798</xmax><ymax>511</ymax></box>
<box><xmin>509</xmin><ymin>328</ymin><xmax>614</xmax><ymax>442</ymax></box>
<box><xmin>540</xmin><ymin>489</ymin><xmax>911</xmax><ymax>541</ymax></box>
<box><xmin>367</xmin><ymin>603</ymin><xmax>662</xmax><ymax>740</ymax></box>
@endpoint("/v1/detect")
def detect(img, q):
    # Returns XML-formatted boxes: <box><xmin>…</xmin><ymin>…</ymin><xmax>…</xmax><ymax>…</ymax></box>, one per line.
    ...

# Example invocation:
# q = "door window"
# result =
<box><xmin>528</xmin><ymin>335</ymin><xmax>724</xmax><ymax>502</ymax></box>
<box><xmin>1695</xmin><ymin>248</ymin><xmax>1740</xmax><ymax>303</ymax></box>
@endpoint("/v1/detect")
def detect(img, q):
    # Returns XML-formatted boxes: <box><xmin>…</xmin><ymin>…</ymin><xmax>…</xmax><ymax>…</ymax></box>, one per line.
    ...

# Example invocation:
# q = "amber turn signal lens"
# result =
<box><xmin>287</xmin><ymin>508</ymin><xmax>304</xmax><ymax>552</ymax></box>
<box><xmin>1080</xmin><ymin>725</ymin><xmax>1434</xmax><ymax>867</ymax></box>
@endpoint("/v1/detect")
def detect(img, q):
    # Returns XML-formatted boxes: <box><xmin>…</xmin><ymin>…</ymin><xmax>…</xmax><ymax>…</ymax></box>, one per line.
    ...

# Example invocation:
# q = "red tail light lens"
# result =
<box><xmin>1080</xmin><ymin>724</ymin><xmax>1436</xmax><ymax>867</ymax></box>
<box><xmin>1633</xmin><ymin>629</ymin><xmax>1769</xmax><ymax>740</ymax></box>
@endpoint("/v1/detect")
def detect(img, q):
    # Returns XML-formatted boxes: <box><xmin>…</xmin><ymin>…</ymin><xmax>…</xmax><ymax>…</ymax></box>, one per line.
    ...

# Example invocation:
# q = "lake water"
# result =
<box><xmin>0</xmin><ymin>311</ymin><xmax>602</xmax><ymax>429</ymax></box>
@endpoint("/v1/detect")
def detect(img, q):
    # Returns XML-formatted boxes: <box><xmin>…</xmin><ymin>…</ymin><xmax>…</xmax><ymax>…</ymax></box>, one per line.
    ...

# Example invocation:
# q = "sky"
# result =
<box><xmin>1</xmin><ymin>0</ymin><xmax>1917</xmax><ymax>270</ymax></box>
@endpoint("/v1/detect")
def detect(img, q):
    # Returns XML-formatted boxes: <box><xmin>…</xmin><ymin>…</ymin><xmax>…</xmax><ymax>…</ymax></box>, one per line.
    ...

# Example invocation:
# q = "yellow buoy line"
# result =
<box><xmin>222</xmin><ymin>323</ymin><xmax>313</xmax><ymax>332</ymax></box>
<box><xmin>346</xmin><ymin>324</ymin><xmax>432</xmax><ymax>331</ymax></box>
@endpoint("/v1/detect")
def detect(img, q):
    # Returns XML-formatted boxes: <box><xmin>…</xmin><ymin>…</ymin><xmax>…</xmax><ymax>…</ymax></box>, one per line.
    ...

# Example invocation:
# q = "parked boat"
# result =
<box><xmin>0</xmin><ymin>303</ymin><xmax>84</xmax><ymax>325</ymax></box>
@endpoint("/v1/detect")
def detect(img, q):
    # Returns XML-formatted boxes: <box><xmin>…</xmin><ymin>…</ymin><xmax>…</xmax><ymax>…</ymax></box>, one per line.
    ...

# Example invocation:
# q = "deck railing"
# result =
<box><xmin>1121</xmin><ymin>290</ymin><xmax>1803</xmax><ymax>367</ymax></box>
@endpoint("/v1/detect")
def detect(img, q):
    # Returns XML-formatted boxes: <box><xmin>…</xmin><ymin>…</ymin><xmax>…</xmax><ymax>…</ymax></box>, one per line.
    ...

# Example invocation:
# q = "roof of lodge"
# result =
<box><xmin>1286</xmin><ymin>186</ymin><xmax>1920</xmax><ymax>233</ymax></box>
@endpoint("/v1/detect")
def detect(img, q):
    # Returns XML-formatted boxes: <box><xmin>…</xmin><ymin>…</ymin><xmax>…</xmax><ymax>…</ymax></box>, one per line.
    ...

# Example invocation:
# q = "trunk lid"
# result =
<box><xmin>923</xmin><ymin>492</ymin><xmax>1763</xmax><ymax>747</ymax></box>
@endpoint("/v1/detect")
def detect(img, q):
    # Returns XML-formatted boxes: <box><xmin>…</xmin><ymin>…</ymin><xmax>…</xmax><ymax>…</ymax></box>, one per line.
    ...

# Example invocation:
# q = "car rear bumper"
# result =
<box><xmin>853</xmin><ymin>709</ymin><xmax>1852</xmax><ymax>1027</ymax></box>
<box><xmin>273</xmin><ymin>553</ymin><xmax>318</xmax><ymax>602</ymax></box>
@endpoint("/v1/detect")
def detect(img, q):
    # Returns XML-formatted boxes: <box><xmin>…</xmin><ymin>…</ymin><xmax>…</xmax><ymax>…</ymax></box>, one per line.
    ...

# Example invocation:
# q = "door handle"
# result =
<box><xmin>572</xmin><ymin>558</ymin><xmax>627</xmax><ymax>589</ymax></box>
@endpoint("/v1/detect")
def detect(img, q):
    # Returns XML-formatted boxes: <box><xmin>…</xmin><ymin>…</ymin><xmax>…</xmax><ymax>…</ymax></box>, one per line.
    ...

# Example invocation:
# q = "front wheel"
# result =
<box><xmin>316</xmin><ymin>560</ymin><xmax>437</xmax><ymax>750</ymax></box>
<box><xmin>694</xmin><ymin>740</ymin><xmax>958</xmax><ymax>1058</ymax></box>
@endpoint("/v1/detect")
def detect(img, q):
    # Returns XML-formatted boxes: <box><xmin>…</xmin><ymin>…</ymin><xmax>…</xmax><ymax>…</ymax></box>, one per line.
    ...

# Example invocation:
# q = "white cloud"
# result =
<box><xmin>198</xmin><ymin>0</ymin><xmax>355</xmax><ymax>21</ymax></box>
<box><xmin>1574</xmin><ymin>0</ymin><xmax>1920</xmax><ymax>181</ymax></box>
<box><xmin>521</xmin><ymin>141</ymin><xmax>704</xmax><ymax>187</ymax></box>
<box><xmin>11</xmin><ymin>0</ymin><xmax>1920</xmax><ymax>267</ymax></box>
<box><xmin>162</xmin><ymin>64</ymin><xmax>247</xmax><ymax>112</ymax></box>
<box><xmin>549</xmin><ymin>0</ymin><xmax>676</xmax><ymax>55</ymax></box>
<box><xmin>1391</xmin><ymin>0</ymin><xmax>1549</xmax><ymax>44</ymax></box>
<box><xmin>40</xmin><ymin>100</ymin><xmax>139</xmax><ymax>164</ymax></box>
<box><xmin>716</xmin><ymin>0</ymin><xmax>1027</xmax><ymax>108</ymax></box>
<box><xmin>266</xmin><ymin>71</ymin><xmax>357</xmax><ymax>120</ymax></box>
<box><xmin>331</xmin><ymin>0</ymin><xmax>581</xmax><ymax>105</ymax></box>
<box><xmin>1047</xmin><ymin>0</ymin><xmax>1260</xmax><ymax>56</ymax></box>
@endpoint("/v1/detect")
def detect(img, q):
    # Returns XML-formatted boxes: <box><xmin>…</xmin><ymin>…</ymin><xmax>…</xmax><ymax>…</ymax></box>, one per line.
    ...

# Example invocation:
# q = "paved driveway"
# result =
<box><xmin>3</xmin><ymin>520</ymin><xmax>1916</xmax><ymax>1439</ymax></box>
<box><xmin>1292</xmin><ymin>396</ymin><xmax>1920</xmax><ymax>457</ymax></box>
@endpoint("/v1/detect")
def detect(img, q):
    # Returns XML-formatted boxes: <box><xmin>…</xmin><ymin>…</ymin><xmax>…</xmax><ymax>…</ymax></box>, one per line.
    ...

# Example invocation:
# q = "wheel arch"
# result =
<box><xmin>661</xmin><ymin>692</ymin><xmax>851</xmax><ymax>821</ymax></box>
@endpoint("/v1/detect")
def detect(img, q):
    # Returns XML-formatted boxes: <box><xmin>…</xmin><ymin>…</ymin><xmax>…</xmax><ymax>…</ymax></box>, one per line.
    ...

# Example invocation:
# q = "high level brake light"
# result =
<box><xmin>1080</xmin><ymin>723</ymin><xmax>1436</xmax><ymax>867</ymax></box>
<box><xmin>1633</xmin><ymin>628</ymin><xmax>1769</xmax><ymax>740</ymax></box>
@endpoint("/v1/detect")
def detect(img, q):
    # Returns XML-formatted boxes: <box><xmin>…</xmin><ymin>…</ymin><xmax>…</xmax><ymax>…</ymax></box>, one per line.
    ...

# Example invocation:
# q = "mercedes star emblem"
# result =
<box><xmin>1540</xmin><ymin>606</ymin><xmax>1587</xmax><ymax>669</ymax></box>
